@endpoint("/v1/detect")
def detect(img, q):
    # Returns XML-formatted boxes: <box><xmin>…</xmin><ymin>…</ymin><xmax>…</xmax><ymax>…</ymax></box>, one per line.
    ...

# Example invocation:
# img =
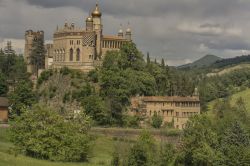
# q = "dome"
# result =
<box><xmin>92</xmin><ymin>3</ymin><xmax>102</xmax><ymax>17</ymax></box>
<box><xmin>126</xmin><ymin>27</ymin><xmax>131</xmax><ymax>33</ymax></box>
<box><xmin>86</xmin><ymin>16</ymin><xmax>93</xmax><ymax>22</ymax></box>
<box><xmin>119</xmin><ymin>29</ymin><xmax>123</xmax><ymax>33</ymax></box>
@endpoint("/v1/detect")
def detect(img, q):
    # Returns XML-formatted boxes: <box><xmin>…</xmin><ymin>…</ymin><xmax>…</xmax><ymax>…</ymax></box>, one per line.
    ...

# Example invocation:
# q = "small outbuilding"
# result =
<box><xmin>0</xmin><ymin>97</ymin><xmax>9</xmax><ymax>123</ymax></box>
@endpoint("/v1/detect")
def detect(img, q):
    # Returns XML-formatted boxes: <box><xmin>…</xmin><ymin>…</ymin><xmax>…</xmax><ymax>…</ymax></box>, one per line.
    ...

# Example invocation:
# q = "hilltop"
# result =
<box><xmin>178</xmin><ymin>54</ymin><xmax>221</xmax><ymax>69</ymax></box>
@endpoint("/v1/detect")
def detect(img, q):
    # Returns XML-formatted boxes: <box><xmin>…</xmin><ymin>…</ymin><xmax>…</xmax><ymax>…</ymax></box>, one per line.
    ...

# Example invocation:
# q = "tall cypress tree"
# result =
<box><xmin>146</xmin><ymin>52</ymin><xmax>150</xmax><ymax>64</ymax></box>
<box><xmin>161</xmin><ymin>58</ymin><xmax>165</xmax><ymax>68</ymax></box>
<box><xmin>30</xmin><ymin>37</ymin><xmax>45</xmax><ymax>76</ymax></box>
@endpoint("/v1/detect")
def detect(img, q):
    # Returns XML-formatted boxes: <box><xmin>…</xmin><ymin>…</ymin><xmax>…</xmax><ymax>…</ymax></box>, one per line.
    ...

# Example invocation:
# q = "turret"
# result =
<box><xmin>86</xmin><ymin>15</ymin><xmax>93</xmax><ymax>31</ymax></box>
<box><xmin>118</xmin><ymin>24</ymin><xmax>124</xmax><ymax>37</ymax></box>
<box><xmin>125</xmin><ymin>23</ymin><xmax>132</xmax><ymax>41</ymax></box>
<box><xmin>91</xmin><ymin>3</ymin><xmax>102</xmax><ymax>58</ymax></box>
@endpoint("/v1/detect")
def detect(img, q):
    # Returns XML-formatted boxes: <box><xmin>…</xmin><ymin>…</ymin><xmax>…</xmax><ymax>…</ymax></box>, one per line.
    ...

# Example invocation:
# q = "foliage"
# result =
<box><xmin>0</xmin><ymin>72</ymin><xmax>8</xmax><ymax>96</ymax></box>
<box><xmin>151</xmin><ymin>113</ymin><xmax>163</xmax><ymax>128</ymax></box>
<box><xmin>10</xmin><ymin>105</ymin><xmax>92</xmax><ymax>162</ymax></box>
<box><xmin>30</xmin><ymin>36</ymin><xmax>45</xmax><ymax>75</ymax></box>
<box><xmin>178</xmin><ymin>114</ymin><xmax>222</xmax><ymax>166</ymax></box>
<box><xmin>8</xmin><ymin>80</ymin><xmax>36</xmax><ymax>117</ymax></box>
<box><xmin>37</xmin><ymin>70</ymin><xmax>53</xmax><ymax>86</ymax></box>
<box><xmin>123</xmin><ymin>115</ymin><xmax>140</xmax><ymax>128</ymax></box>
<box><xmin>159</xmin><ymin>143</ymin><xmax>175</xmax><ymax>166</ymax></box>
<box><xmin>81</xmin><ymin>95</ymin><xmax>110</xmax><ymax>125</ymax></box>
<box><xmin>127</xmin><ymin>131</ymin><xmax>158</xmax><ymax>166</ymax></box>
<box><xmin>219</xmin><ymin>121</ymin><xmax>250</xmax><ymax>166</ymax></box>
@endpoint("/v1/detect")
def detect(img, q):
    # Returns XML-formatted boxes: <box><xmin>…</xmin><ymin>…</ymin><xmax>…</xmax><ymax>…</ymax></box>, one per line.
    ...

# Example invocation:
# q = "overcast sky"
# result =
<box><xmin>1</xmin><ymin>0</ymin><xmax>250</xmax><ymax>66</ymax></box>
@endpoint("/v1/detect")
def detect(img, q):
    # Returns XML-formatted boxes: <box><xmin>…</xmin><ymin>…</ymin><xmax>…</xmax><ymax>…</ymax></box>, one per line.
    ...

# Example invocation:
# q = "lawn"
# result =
<box><xmin>0</xmin><ymin>128</ymin><xmax>115</xmax><ymax>166</ymax></box>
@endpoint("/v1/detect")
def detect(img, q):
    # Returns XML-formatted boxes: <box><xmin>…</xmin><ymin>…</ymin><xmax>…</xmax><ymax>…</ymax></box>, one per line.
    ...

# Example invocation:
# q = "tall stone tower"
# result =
<box><xmin>24</xmin><ymin>30</ymin><xmax>44</xmax><ymax>73</ymax></box>
<box><xmin>91</xmin><ymin>3</ymin><xmax>102</xmax><ymax>59</ymax></box>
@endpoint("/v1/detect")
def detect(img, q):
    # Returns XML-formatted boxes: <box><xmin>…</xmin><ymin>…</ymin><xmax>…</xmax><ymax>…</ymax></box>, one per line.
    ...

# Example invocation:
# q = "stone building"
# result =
<box><xmin>130</xmin><ymin>96</ymin><xmax>200</xmax><ymax>129</ymax></box>
<box><xmin>51</xmin><ymin>3</ymin><xmax>132</xmax><ymax>72</ymax></box>
<box><xmin>24</xmin><ymin>30</ymin><xmax>44</xmax><ymax>73</ymax></box>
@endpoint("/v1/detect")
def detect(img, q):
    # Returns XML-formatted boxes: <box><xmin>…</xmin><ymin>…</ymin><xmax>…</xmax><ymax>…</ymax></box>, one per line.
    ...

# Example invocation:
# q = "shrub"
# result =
<box><xmin>10</xmin><ymin>105</ymin><xmax>92</xmax><ymax>162</ymax></box>
<box><xmin>151</xmin><ymin>113</ymin><xmax>163</xmax><ymax>128</ymax></box>
<box><xmin>37</xmin><ymin>70</ymin><xmax>53</xmax><ymax>86</ymax></box>
<box><xmin>60</xmin><ymin>67</ymin><xmax>71</xmax><ymax>75</ymax></box>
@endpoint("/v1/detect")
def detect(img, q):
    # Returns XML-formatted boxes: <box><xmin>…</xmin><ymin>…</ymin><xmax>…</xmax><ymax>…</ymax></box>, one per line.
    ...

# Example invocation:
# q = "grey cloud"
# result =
<box><xmin>1</xmin><ymin>0</ymin><xmax>250</xmax><ymax>66</ymax></box>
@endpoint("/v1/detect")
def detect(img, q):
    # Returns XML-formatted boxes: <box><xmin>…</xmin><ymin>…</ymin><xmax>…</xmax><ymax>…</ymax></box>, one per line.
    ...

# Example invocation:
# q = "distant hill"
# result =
<box><xmin>212</xmin><ymin>55</ymin><xmax>250</xmax><ymax>68</ymax></box>
<box><xmin>178</xmin><ymin>54</ymin><xmax>222</xmax><ymax>69</ymax></box>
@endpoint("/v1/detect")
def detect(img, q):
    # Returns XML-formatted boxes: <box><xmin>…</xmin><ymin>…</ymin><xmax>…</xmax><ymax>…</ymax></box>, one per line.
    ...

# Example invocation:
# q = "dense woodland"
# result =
<box><xmin>0</xmin><ymin>41</ymin><xmax>250</xmax><ymax>165</ymax></box>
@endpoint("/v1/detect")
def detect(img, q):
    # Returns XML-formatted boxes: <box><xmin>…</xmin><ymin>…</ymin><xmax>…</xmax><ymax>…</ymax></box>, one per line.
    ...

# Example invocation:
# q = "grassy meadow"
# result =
<box><xmin>0</xmin><ymin>128</ymin><xmax>115</xmax><ymax>166</ymax></box>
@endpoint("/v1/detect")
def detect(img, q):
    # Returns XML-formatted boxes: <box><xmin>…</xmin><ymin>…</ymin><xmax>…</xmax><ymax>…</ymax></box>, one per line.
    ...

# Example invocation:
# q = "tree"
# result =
<box><xmin>119</xmin><ymin>42</ymin><xmax>145</xmax><ymax>71</ymax></box>
<box><xmin>146</xmin><ymin>52</ymin><xmax>150</xmax><ymax>65</ymax></box>
<box><xmin>30</xmin><ymin>36</ymin><xmax>45</xmax><ymax>75</ymax></box>
<box><xmin>159</xmin><ymin>143</ymin><xmax>175</xmax><ymax>166</ymax></box>
<box><xmin>9</xmin><ymin>80</ymin><xmax>36</xmax><ymax>116</ymax></box>
<box><xmin>127</xmin><ymin>131</ymin><xmax>157</xmax><ymax>166</ymax></box>
<box><xmin>151</xmin><ymin>113</ymin><xmax>163</xmax><ymax>128</ymax></box>
<box><xmin>161</xmin><ymin>58</ymin><xmax>165</xmax><ymax>68</ymax></box>
<box><xmin>0</xmin><ymin>72</ymin><xmax>8</xmax><ymax>96</ymax></box>
<box><xmin>219</xmin><ymin>121</ymin><xmax>250</xmax><ymax>166</ymax></box>
<box><xmin>10</xmin><ymin>105</ymin><xmax>92</xmax><ymax>162</ymax></box>
<box><xmin>81</xmin><ymin>95</ymin><xmax>110</xmax><ymax>125</ymax></box>
<box><xmin>179</xmin><ymin>115</ymin><xmax>222</xmax><ymax>166</ymax></box>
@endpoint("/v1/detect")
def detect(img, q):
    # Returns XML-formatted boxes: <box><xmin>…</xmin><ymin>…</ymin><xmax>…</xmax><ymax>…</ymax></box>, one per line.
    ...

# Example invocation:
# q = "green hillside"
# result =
<box><xmin>208</xmin><ymin>88</ymin><xmax>250</xmax><ymax>113</ymax></box>
<box><xmin>207</xmin><ymin>63</ymin><xmax>250</xmax><ymax>77</ymax></box>
<box><xmin>179</xmin><ymin>54</ymin><xmax>221</xmax><ymax>69</ymax></box>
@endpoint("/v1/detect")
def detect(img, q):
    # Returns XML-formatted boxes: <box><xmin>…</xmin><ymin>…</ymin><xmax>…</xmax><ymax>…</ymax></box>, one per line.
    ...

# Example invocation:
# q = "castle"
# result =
<box><xmin>24</xmin><ymin>3</ymin><xmax>132</xmax><ymax>73</ymax></box>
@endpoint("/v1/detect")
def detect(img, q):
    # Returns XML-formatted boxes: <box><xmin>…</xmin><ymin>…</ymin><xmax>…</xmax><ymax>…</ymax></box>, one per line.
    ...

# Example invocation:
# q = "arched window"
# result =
<box><xmin>69</xmin><ymin>48</ymin><xmax>73</xmax><ymax>61</ymax></box>
<box><xmin>76</xmin><ymin>48</ymin><xmax>80</xmax><ymax>61</ymax></box>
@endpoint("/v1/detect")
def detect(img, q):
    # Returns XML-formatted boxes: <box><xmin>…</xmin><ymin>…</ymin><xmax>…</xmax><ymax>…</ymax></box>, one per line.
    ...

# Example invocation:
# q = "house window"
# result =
<box><xmin>69</xmin><ymin>48</ymin><xmax>73</xmax><ymax>61</ymax></box>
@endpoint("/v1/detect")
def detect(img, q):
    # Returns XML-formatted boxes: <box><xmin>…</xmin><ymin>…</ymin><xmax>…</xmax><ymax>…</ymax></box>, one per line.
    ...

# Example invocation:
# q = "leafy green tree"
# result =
<box><xmin>10</xmin><ymin>105</ymin><xmax>92</xmax><ymax>162</ymax></box>
<box><xmin>119</xmin><ymin>42</ymin><xmax>145</xmax><ymax>71</ymax></box>
<box><xmin>219</xmin><ymin>121</ymin><xmax>250</xmax><ymax>166</ymax></box>
<box><xmin>127</xmin><ymin>131</ymin><xmax>157</xmax><ymax>166</ymax></box>
<box><xmin>30</xmin><ymin>36</ymin><xmax>45</xmax><ymax>75</ymax></box>
<box><xmin>159</xmin><ymin>143</ymin><xmax>175</xmax><ymax>166</ymax></box>
<box><xmin>0</xmin><ymin>72</ymin><xmax>8</xmax><ymax>96</ymax></box>
<box><xmin>179</xmin><ymin>115</ymin><xmax>222</xmax><ymax>166</ymax></box>
<box><xmin>81</xmin><ymin>95</ymin><xmax>110</xmax><ymax>125</ymax></box>
<box><xmin>9</xmin><ymin>80</ymin><xmax>36</xmax><ymax>116</ymax></box>
<box><xmin>1</xmin><ymin>54</ymin><xmax>16</xmax><ymax>77</ymax></box>
<box><xmin>151</xmin><ymin>113</ymin><xmax>163</xmax><ymax>128</ymax></box>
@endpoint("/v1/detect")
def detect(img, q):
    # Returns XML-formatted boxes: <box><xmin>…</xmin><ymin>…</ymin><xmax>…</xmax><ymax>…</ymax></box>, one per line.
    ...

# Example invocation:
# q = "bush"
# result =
<box><xmin>37</xmin><ymin>70</ymin><xmax>53</xmax><ymax>86</ymax></box>
<box><xmin>60</xmin><ymin>67</ymin><xmax>71</xmax><ymax>75</ymax></box>
<box><xmin>10</xmin><ymin>105</ymin><xmax>92</xmax><ymax>162</ymax></box>
<box><xmin>151</xmin><ymin>113</ymin><xmax>163</xmax><ymax>128</ymax></box>
<box><xmin>123</xmin><ymin>115</ymin><xmax>140</xmax><ymax>128</ymax></box>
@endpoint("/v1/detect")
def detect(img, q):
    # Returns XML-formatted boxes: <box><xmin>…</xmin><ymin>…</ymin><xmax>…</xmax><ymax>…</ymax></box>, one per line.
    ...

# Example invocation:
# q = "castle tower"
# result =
<box><xmin>91</xmin><ymin>3</ymin><xmax>102</xmax><ymax>59</ymax></box>
<box><xmin>118</xmin><ymin>24</ymin><xmax>124</xmax><ymax>37</ymax></box>
<box><xmin>86</xmin><ymin>15</ymin><xmax>93</xmax><ymax>31</ymax></box>
<box><xmin>125</xmin><ymin>23</ymin><xmax>132</xmax><ymax>41</ymax></box>
<box><xmin>24</xmin><ymin>30</ymin><xmax>44</xmax><ymax>74</ymax></box>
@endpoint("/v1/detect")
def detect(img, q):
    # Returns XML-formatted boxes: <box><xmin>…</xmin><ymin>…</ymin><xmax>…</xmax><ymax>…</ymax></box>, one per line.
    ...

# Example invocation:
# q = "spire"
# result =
<box><xmin>118</xmin><ymin>24</ymin><xmax>124</xmax><ymax>37</ymax></box>
<box><xmin>92</xmin><ymin>3</ymin><xmax>102</xmax><ymax>17</ymax></box>
<box><xmin>125</xmin><ymin>22</ymin><xmax>132</xmax><ymax>40</ymax></box>
<box><xmin>126</xmin><ymin>22</ymin><xmax>131</xmax><ymax>33</ymax></box>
